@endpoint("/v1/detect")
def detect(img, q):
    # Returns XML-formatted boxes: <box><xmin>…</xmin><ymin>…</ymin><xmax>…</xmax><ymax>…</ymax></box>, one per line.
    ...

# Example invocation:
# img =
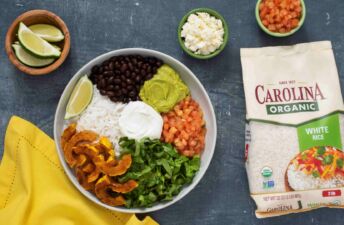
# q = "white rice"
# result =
<box><xmin>246</xmin><ymin>121</ymin><xmax>299</xmax><ymax>193</ymax></box>
<box><xmin>287</xmin><ymin>164</ymin><xmax>344</xmax><ymax>191</ymax></box>
<box><xmin>76</xmin><ymin>86</ymin><xmax>126</xmax><ymax>149</ymax></box>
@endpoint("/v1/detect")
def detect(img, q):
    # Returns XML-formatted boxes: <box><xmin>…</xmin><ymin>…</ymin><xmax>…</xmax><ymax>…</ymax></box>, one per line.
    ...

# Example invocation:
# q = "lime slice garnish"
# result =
<box><xmin>51</xmin><ymin>44</ymin><xmax>62</xmax><ymax>51</ymax></box>
<box><xmin>65</xmin><ymin>75</ymin><xmax>93</xmax><ymax>120</ymax></box>
<box><xmin>18</xmin><ymin>22</ymin><xmax>61</xmax><ymax>58</ymax></box>
<box><xmin>15</xmin><ymin>40</ymin><xmax>61</xmax><ymax>51</ymax></box>
<box><xmin>12</xmin><ymin>44</ymin><xmax>55</xmax><ymax>67</ymax></box>
<box><xmin>17</xmin><ymin>31</ymin><xmax>63</xmax><ymax>52</ymax></box>
<box><xmin>28</xmin><ymin>24</ymin><xmax>65</xmax><ymax>42</ymax></box>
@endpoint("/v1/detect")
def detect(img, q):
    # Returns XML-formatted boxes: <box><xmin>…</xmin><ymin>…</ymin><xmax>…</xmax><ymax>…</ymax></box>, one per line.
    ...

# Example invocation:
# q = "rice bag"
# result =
<box><xmin>241</xmin><ymin>41</ymin><xmax>344</xmax><ymax>218</ymax></box>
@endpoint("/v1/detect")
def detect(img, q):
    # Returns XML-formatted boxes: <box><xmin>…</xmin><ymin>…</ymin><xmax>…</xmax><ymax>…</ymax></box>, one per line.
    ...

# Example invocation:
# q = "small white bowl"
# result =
<box><xmin>54</xmin><ymin>48</ymin><xmax>217</xmax><ymax>213</ymax></box>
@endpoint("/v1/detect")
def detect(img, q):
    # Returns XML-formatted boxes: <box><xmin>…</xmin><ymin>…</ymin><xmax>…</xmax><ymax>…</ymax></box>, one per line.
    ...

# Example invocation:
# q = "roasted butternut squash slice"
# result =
<box><xmin>76</xmin><ymin>168</ymin><xmax>95</xmax><ymax>192</ymax></box>
<box><xmin>95</xmin><ymin>175</ymin><xmax>126</xmax><ymax>206</ymax></box>
<box><xmin>82</xmin><ymin>163</ymin><xmax>95</xmax><ymax>173</ymax></box>
<box><xmin>61</xmin><ymin>123</ymin><xmax>77</xmax><ymax>149</ymax></box>
<box><xmin>96</xmin><ymin>154</ymin><xmax>132</xmax><ymax>177</ymax></box>
<box><xmin>63</xmin><ymin>131</ymin><xmax>98</xmax><ymax>167</ymax></box>
<box><xmin>111</xmin><ymin>180</ymin><xmax>138</xmax><ymax>193</ymax></box>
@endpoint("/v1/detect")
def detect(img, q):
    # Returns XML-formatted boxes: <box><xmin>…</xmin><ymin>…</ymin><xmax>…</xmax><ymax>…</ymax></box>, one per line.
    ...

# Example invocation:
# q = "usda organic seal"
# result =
<box><xmin>261</xmin><ymin>166</ymin><xmax>273</xmax><ymax>178</ymax></box>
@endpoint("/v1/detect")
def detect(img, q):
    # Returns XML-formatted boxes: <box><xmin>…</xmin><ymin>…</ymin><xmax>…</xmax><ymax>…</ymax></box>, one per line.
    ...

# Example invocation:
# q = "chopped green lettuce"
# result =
<box><xmin>119</xmin><ymin>137</ymin><xmax>201</xmax><ymax>208</ymax></box>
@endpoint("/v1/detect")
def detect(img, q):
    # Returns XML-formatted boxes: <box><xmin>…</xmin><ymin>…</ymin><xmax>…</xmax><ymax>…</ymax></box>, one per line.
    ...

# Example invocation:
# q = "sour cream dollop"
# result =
<box><xmin>119</xmin><ymin>101</ymin><xmax>163</xmax><ymax>140</ymax></box>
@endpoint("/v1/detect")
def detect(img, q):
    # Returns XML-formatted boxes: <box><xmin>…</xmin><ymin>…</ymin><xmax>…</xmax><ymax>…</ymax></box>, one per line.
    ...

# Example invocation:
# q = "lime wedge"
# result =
<box><xmin>51</xmin><ymin>44</ymin><xmax>62</xmax><ymax>51</ymax></box>
<box><xmin>65</xmin><ymin>75</ymin><xmax>93</xmax><ymax>119</ymax></box>
<box><xmin>18</xmin><ymin>22</ymin><xmax>61</xmax><ymax>58</ymax></box>
<box><xmin>12</xmin><ymin>44</ymin><xmax>55</xmax><ymax>67</ymax></box>
<box><xmin>16</xmin><ymin>40</ymin><xmax>62</xmax><ymax>51</ymax></box>
<box><xmin>29</xmin><ymin>24</ymin><xmax>64</xmax><ymax>42</ymax></box>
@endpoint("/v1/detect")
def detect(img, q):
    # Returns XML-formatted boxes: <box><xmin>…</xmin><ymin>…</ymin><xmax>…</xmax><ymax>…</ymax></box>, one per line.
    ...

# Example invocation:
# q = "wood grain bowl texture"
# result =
<box><xmin>5</xmin><ymin>9</ymin><xmax>70</xmax><ymax>75</ymax></box>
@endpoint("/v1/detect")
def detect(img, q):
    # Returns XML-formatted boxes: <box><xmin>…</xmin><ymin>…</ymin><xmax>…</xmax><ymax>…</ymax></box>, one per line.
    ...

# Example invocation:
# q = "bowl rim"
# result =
<box><xmin>5</xmin><ymin>9</ymin><xmax>70</xmax><ymax>75</ymax></box>
<box><xmin>177</xmin><ymin>8</ymin><xmax>229</xmax><ymax>59</ymax></box>
<box><xmin>54</xmin><ymin>48</ymin><xmax>217</xmax><ymax>213</ymax></box>
<box><xmin>255</xmin><ymin>0</ymin><xmax>306</xmax><ymax>37</ymax></box>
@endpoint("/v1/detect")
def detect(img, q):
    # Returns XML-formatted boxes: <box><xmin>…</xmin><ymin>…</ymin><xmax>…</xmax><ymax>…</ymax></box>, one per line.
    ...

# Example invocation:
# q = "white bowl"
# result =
<box><xmin>54</xmin><ymin>48</ymin><xmax>217</xmax><ymax>213</ymax></box>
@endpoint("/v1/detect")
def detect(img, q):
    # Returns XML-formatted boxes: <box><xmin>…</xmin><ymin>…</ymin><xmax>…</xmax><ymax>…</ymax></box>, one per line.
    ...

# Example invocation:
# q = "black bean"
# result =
<box><xmin>141</xmin><ymin>69</ymin><xmax>146</xmax><ymax>76</ymax></box>
<box><xmin>109</xmin><ymin>62</ymin><xmax>115</xmax><ymax>70</ymax></box>
<box><xmin>92</xmin><ymin>54</ymin><xmax>164</xmax><ymax>103</ymax></box>
<box><xmin>148</xmin><ymin>58</ymin><xmax>156</xmax><ymax>64</ymax></box>
<box><xmin>110</xmin><ymin>96</ymin><xmax>118</xmax><ymax>102</ymax></box>
<box><xmin>102</xmin><ymin>60</ymin><xmax>109</xmax><ymax>66</ymax></box>
<box><xmin>99</xmin><ymin>79</ymin><xmax>106</xmax><ymax>88</ymax></box>
<box><xmin>128</xmin><ymin>63</ymin><xmax>134</xmax><ymax>71</ymax></box>
<box><xmin>108</xmin><ymin>76</ymin><xmax>114</xmax><ymax>84</ymax></box>
<box><xmin>144</xmin><ymin>75</ymin><xmax>151</xmax><ymax>80</ymax></box>
<box><xmin>115</xmin><ymin>90</ymin><xmax>122</xmax><ymax>96</ymax></box>
<box><xmin>107</xmin><ymin>91</ymin><xmax>115</xmax><ymax>97</ymax></box>
<box><xmin>106</xmin><ymin>85</ymin><xmax>114</xmax><ymax>91</ymax></box>
<box><xmin>104</xmin><ymin>71</ymin><xmax>111</xmax><ymax>77</ymax></box>
<box><xmin>135</xmin><ymin>76</ymin><xmax>141</xmax><ymax>82</ymax></box>
<box><xmin>156</xmin><ymin>60</ymin><xmax>163</xmax><ymax>67</ymax></box>
<box><xmin>146</xmin><ymin>73</ymin><xmax>153</xmax><ymax>79</ymax></box>
<box><xmin>91</xmin><ymin>65</ymin><xmax>99</xmax><ymax>73</ymax></box>
<box><xmin>128</xmin><ymin>91</ymin><xmax>136</xmax><ymax>97</ymax></box>
<box><xmin>120</xmin><ymin>64</ymin><xmax>127</xmax><ymax>73</ymax></box>
<box><xmin>114</xmin><ymin>79</ymin><xmax>121</xmax><ymax>84</ymax></box>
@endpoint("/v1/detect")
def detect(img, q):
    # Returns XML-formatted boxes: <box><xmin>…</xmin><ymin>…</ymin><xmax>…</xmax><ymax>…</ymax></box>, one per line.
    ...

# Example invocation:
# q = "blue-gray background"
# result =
<box><xmin>1</xmin><ymin>0</ymin><xmax>343</xmax><ymax>224</ymax></box>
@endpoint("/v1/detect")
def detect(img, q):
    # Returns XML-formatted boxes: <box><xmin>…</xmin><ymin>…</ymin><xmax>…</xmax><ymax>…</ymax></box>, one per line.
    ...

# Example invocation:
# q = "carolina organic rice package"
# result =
<box><xmin>241</xmin><ymin>41</ymin><xmax>344</xmax><ymax>218</ymax></box>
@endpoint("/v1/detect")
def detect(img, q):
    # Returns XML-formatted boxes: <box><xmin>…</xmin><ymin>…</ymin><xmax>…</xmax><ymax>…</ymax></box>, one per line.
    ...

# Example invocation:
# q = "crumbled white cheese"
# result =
<box><xmin>181</xmin><ymin>12</ymin><xmax>224</xmax><ymax>55</ymax></box>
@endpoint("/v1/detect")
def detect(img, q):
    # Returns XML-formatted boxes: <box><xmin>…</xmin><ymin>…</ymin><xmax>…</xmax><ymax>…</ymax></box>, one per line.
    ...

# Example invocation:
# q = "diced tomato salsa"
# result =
<box><xmin>259</xmin><ymin>0</ymin><xmax>302</xmax><ymax>33</ymax></box>
<box><xmin>161</xmin><ymin>96</ymin><xmax>206</xmax><ymax>157</ymax></box>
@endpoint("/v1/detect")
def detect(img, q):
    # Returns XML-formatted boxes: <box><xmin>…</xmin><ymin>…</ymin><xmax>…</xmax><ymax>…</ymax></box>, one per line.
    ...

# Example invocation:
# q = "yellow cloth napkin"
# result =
<box><xmin>0</xmin><ymin>116</ymin><xmax>158</xmax><ymax>225</ymax></box>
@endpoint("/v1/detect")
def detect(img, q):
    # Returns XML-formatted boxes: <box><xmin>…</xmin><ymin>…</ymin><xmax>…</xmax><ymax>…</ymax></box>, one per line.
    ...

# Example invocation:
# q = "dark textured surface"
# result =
<box><xmin>1</xmin><ymin>0</ymin><xmax>344</xmax><ymax>224</ymax></box>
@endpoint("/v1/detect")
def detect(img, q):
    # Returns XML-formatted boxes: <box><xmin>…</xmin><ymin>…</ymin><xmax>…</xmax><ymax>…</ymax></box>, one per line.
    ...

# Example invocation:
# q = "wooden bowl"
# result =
<box><xmin>5</xmin><ymin>10</ymin><xmax>70</xmax><ymax>75</ymax></box>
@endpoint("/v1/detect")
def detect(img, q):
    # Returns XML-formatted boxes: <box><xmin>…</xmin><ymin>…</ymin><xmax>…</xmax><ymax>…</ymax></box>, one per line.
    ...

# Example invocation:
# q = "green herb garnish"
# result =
<box><xmin>336</xmin><ymin>158</ymin><xmax>344</xmax><ymax>168</ymax></box>
<box><xmin>312</xmin><ymin>171</ymin><xmax>320</xmax><ymax>178</ymax></box>
<box><xmin>317</xmin><ymin>146</ymin><xmax>326</xmax><ymax>156</ymax></box>
<box><xmin>118</xmin><ymin>137</ymin><xmax>200</xmax><ymax>208</ymax></box>
<box><xmin>323</xmin><ymin>155</ymin><xmax>334</xmax><ymax>165</ymax></box>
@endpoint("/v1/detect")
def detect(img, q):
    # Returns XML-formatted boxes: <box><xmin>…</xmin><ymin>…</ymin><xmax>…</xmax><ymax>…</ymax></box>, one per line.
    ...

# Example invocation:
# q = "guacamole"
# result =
<box><xmin>139</xmin><ymin>65</ymin><xmax>189</xmax><ymax>113</ymax></box>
